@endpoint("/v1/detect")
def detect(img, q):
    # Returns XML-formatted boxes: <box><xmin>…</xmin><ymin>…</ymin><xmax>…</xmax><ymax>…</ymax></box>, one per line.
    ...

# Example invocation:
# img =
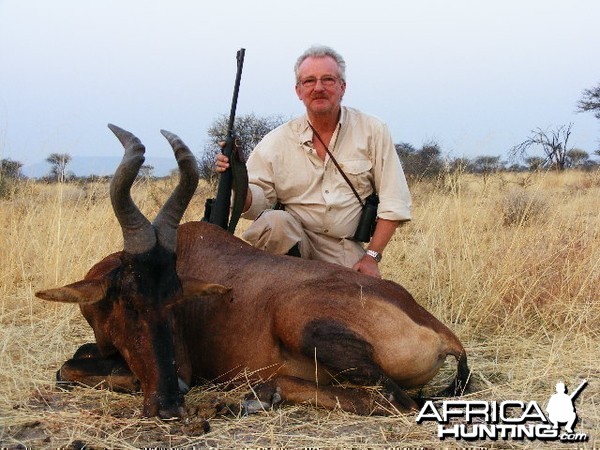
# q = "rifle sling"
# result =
<box><xmin>228</xmin><ymin>142</ymin><xmax>248</xmax><ymax>234</ymax></box>
<box><xmin>309</xmin><ymin>123</ymin><xmax>365</xmax><ymax>208</ymax></box>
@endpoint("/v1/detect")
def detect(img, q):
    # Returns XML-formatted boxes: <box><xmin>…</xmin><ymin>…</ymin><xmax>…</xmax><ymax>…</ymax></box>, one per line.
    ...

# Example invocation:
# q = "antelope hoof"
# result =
<box><xmin>241</xmin><ymin>386</ymin><xmax>283</xmax><ymax>414</ymax></box>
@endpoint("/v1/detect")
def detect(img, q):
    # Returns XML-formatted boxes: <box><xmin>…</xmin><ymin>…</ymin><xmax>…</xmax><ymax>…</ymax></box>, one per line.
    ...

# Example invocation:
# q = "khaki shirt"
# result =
<box><xmin>242</xmin><ymin>106</ymin><xmax>412</xmax><ymax>240</ymax></box>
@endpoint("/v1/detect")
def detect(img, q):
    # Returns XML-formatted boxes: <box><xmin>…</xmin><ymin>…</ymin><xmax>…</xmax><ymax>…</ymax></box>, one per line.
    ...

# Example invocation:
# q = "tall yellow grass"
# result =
<box><xmin>1</xmin><ymin>171</ymin><xmax>598</xmax><ymax>448</ymax></box>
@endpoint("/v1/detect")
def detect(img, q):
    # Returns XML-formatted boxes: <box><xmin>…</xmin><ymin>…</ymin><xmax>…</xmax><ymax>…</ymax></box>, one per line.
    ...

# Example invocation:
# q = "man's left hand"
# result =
<box><xmin>353</xmin><ymin>255</ymin><xmax>381</xmax><ymax>278</ymax></box>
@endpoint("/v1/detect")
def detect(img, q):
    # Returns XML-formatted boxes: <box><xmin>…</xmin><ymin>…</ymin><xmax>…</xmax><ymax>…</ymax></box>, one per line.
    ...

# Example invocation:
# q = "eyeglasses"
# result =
<box><xmin>298</xmin><ymin>76</ymin><xmax>340</xmax><ymax>88</ymax></box>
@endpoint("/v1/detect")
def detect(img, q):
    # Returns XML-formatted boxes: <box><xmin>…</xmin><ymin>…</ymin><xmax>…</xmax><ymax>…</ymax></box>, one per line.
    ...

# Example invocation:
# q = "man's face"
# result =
<box><xmin>295</xmin><ymin>56</ymin><xmax>346</xmax><ymax>117</ymax></box>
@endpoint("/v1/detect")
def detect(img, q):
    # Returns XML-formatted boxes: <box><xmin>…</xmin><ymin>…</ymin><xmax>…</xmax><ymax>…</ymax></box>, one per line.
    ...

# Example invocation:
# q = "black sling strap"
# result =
<box><xmin>308</xmin><ymin>123</ymin><xmax>365</xmax><ymax>208</ymax></box>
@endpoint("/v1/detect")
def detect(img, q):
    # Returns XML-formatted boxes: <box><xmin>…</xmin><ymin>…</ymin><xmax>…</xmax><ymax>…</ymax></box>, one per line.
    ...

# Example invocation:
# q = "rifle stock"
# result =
<box><xmin>207</xmin><ymin>48</ymin><xmax>246</xmax><ymax>231</ymax></box>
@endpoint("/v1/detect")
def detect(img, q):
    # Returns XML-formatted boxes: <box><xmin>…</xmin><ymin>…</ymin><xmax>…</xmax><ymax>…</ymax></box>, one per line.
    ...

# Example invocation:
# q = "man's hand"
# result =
<box><xmin>215</xmin><ymin>145</ymin><xmax>229</xmax><ymax>173</ymax></box>
<box><xmin>353</xmin><ymin>254</ymin><xmax>381</xmax><ymax>278</ymax></box>
<box><xmin>353</xmin><ymin>218</ymin><xmax>402</xmax><ymax>278</ymax></box>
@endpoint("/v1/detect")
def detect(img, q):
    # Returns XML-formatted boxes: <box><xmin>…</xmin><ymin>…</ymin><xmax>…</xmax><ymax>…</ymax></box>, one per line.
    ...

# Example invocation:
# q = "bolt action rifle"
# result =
<box><xmin>203</xmin><ymin>48</ymin><xmax>248</xmax><ymax>233</ymax></box>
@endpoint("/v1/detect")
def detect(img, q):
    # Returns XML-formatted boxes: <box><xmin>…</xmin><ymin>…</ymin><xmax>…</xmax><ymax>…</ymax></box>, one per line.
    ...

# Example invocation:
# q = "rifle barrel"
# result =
<box><xmin>227</xmin><ymin>48</ymin><xmax>245</xmax><ymax>137</ymax></box>
<box><xmin>569</xmin><ymin>379</ymin><xmax>588</xmax><ymax>400</ymax></box>
<box><xmin>209</xmin><ymin>48</ymin><xmax>246</xmax><ymax>230</ymax></box>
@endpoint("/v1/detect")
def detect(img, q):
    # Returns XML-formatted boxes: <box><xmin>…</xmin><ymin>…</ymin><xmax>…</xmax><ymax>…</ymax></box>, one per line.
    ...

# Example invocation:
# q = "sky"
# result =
<box><xmin>1</xmin><ymin>0</ymin><xmax>599</xmax><ymax>176</ymax></box>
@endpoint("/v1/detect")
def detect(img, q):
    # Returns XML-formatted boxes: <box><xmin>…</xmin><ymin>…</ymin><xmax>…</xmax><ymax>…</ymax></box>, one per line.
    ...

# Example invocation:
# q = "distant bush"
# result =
<box><xmin>500</xmin><ymin>189</ymin><xmax>549</xmax><ymax>226</ymax></box>
<box><xmin>0</xmin><ymin>158</ymin><xmax>24</xmax><ymax>199</ymax></box>
<box><xmin>395</xmin><ymin>141</ymin><xmax>444</xmax><ymax>182</ymax></box>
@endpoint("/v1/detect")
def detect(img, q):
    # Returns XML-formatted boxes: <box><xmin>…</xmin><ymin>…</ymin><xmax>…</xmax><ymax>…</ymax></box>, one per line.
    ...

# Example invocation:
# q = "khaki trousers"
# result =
<box><xmin>242</xmin><ymin>210</ymin><xmax>365</xmax><ymax>268</ymax></box>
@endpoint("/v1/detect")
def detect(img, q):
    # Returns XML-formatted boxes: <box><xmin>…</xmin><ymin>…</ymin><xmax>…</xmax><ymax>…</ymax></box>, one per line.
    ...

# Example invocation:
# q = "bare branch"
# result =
<box><xmin>510</xmin><ymin>123</ymin><xmax>573</xmax><ymax>170</ymax></box>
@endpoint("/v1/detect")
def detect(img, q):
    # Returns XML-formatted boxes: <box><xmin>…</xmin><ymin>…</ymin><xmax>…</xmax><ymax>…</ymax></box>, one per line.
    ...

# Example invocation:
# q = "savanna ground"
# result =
<box><xmin>0</xmin><ymin>169</ymin><xmax>598</xmax><ymax>449</ymax></box>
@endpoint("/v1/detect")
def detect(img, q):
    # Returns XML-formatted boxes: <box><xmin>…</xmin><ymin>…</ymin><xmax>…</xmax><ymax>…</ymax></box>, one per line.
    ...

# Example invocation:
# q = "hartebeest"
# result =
<box><xmin>36</xmin><ymin>126</ymin><xmax>470</xmax><ymax>419</ymax></box>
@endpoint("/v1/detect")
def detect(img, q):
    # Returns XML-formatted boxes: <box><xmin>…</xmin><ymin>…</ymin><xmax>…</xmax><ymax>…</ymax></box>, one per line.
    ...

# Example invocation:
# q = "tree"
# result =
<box><xmin>394</xmin><ymin>142</ymin><xmax>416</xmax><ymax>158</ymax></box>
<box><xmin>199</xmin><ymin>113</ymin><xmax>285</xmax><ymax>183</ymax></box>
<box><xmin>0</xmin><ymin>158</ymin><xmax>24</xmax><ymax>179</ymax></box>
<box><xmin>447</xmin><ymin>157</ymin><xmax>470</xmax><ymax>173</ymax></box>
<box><xmin>471</xmin><ymin>155</ymin><xmax>502</xmax><ymax>185</ymax></box>
<box><xmin>577</xmin><ymin>83</ymin><xmax>600</xmax><ymax>119</ymax></box>
<box><xmin>524</xmin><ymin>156</ymin><xmax>546</xmax><ymax>171</ymax></box>
<box><xmin>471</xmin><ymin>155</ymin><xmax>502</xmax><ymax>173</ymax></box>
<box><xmin>510</xmin><ymin>124</ymin><xmax>573</xmax><ymax>171</ymax></box>
<box><xmin>46</xmin><ymin>153</ymin><xmax>72</xmax><ymax>182</ymax></box>
<box><xmin>395</xmin><ymin>140</ymin><xmax>444</xmax><ymax>181</ymax></box>
<box><xmin>566</xmin><ymin>148</ymin><xmax>589</xmax><ymax>168</ymax></box>
<box><xmin>0</xmin><ymin>158</ymin><xmax>24</xmax><ymax>198</ymax></box>
<box><xmin>138</xmin><ymin>164</ymin><xmax>155</xmax><ymax>179</ymax></box>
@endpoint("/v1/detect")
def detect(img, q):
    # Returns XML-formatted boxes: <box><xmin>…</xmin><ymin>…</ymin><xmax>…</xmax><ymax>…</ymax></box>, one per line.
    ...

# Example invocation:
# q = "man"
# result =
<box><xmin>546</xmin><ymin>382</ymin><xmax>578</xmax><ymax>434</ymax></box>
<box><xmin>217</xmin><ymin>45</ymin><xmax>411</xmax><ymax>278</ymax></box>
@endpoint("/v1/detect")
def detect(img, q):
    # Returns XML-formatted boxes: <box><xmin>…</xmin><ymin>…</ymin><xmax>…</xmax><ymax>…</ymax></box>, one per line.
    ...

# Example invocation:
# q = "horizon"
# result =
<box><xmin>1</xmin><ymin>0</ymin><xmax>599</xmax><ymax>171</ymax></box>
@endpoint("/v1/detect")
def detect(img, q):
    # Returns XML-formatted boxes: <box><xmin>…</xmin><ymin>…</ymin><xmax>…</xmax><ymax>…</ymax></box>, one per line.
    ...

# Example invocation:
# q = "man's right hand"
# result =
<box><xmin>216</xmin><ymin>152</ymin><xmax>229</xmax><ymax>173</ymax></box>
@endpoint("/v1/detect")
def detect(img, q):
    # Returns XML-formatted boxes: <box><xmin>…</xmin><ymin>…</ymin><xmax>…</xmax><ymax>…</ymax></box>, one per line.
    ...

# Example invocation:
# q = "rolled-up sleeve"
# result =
<box><xmin>371</xmin><ymin>123</ymin><xmax>412</xmax><ymax>222</ymax></box>
<box><xmin>241</xmin><ymin>138</ymin><xmax>278</xmax><ymax>221</ymax></box>
<box><xmin>242</xmin><ymin>184</ymin><xmax>269</xmax><ymax>220</ymax></box>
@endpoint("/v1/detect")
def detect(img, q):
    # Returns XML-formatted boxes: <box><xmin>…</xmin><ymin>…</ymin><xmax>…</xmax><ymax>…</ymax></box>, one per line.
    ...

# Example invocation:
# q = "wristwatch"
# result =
<box><xmin>366</xmin><ymin>249</ymin><xmax>382</xmax><ymax>263</ymax></box>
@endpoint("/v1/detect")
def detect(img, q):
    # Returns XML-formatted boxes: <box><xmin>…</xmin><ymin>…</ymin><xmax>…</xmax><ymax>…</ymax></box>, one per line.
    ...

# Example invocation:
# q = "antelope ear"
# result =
<box><xmin>179</xmin><ymin>276</ymin><xmax>232</xmax><ymax>301</ymax></box>
<box><xmin>35</xmin><ymin>279</ymin><xmax>109</xmax><ymax>305</ymax></box>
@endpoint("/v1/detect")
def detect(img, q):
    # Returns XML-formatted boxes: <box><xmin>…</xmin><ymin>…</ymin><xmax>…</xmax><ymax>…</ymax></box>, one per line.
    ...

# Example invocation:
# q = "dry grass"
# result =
<box><xmin>1</xmin><ymin>171</ymin><xmax>599</xmax><ymax>449</ymax></box>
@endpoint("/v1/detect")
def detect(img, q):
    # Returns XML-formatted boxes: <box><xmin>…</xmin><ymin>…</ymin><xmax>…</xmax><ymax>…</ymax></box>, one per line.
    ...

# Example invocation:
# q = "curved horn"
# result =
<box><xmin>153</xmin><ymin>129</ymin><xmax>199</xmax><ymax>251</ymax></box>
<box><xmin>108</xmin><ymin>124</ymin><xmax>156</xmax><ymax>254</ymax></box>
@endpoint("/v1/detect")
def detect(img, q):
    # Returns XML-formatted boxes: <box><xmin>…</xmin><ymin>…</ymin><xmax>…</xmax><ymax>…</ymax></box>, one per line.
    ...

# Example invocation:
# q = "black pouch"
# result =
<box><xmin>353</xmin><ymin>193</ymin><xmax>379</xmax><ymax>243</ymax></box>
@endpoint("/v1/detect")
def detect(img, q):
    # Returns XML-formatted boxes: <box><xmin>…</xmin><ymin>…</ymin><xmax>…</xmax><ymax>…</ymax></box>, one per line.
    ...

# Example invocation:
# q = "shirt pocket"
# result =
<box><xmin>339</xmin><ymin>159</ymin><xmax>373</xmax><ymax>196</ymax></box>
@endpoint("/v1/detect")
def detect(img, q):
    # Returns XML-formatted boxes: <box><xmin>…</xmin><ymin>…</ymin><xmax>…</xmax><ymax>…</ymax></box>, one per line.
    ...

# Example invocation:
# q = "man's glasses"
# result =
<box><xmin>298</xmin><ymin>76</ymin><xmax>340</xmax><ymax>88</ymax></box>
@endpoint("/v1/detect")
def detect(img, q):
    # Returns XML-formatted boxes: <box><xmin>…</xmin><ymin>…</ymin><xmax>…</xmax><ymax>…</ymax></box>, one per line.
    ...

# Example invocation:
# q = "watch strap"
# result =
<box><xmin>366</xmin><ymin>249</ymin><xmax>382</xmax><ymax>262</ymax></box>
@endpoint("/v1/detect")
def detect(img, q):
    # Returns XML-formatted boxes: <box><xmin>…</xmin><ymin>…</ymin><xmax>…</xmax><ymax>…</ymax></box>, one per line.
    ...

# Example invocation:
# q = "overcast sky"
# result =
<box><xmin>1</xmin><ymin>0</ymin><xmax>599</xmax><ymax>176</ymax></box>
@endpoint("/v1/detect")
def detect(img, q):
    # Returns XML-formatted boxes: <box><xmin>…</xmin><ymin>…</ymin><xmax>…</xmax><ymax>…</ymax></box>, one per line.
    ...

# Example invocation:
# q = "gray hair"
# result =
<box><xmin>294</xmin><ymin>45</ymin><xmax>346</xmax><ymax>82</ymax></box>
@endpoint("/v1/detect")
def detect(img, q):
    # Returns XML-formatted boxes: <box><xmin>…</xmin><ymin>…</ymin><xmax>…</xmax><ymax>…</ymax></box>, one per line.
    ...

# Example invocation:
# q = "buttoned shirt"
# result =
<box><xmin>242</xmin><ymin>106</ymin><xmax>412</xmax><ymax>240</ymax></box>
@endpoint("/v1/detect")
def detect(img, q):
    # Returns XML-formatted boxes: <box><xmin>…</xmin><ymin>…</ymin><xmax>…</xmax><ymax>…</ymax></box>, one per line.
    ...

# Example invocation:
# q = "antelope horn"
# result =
<box><xmin>153</xmin><ymin>129</ymin><xmax>199</xmax><ymax>251</ymax></box>
<box><xmin>108</xmin><ymin>124</ymin><xmax>156</xmax><ymax>254</ymax></box>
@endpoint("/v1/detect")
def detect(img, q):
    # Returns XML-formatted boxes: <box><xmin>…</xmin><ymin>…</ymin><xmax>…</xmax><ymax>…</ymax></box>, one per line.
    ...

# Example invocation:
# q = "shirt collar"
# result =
<box><xmin>300</xmin><ymin>107</ymin><xmax>346</xmax><ymax>146</ymax></box>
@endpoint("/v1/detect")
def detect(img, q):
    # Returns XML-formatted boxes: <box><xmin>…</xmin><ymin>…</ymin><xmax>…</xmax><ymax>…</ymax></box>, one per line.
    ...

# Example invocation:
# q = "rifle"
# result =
<box><xmin>204</xmin><ymin>48</ymin><xmax>248</xmax><ymax>233</ymax></box>
<box><xmin>569</xmin><ymin>379</ymin><xmax>588</xmax><ymax>401</ymax></box>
